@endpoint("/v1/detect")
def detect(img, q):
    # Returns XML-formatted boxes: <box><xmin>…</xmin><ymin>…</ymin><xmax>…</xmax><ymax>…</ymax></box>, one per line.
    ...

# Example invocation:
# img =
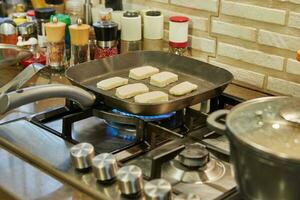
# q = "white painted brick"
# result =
<box><xmin>209</xmin><ymin>60</ymin><xmax>265</xmax><ymax>87</ymax></box>
<box><xmin>289</xmin><ymin>0</ymin><xmax>300</xmax><ymax>4</ymax></box>
<box><xmin>218</xmin><ymin>42</ymin><xmax>284</xmax><ymax>71</ymax></box>
<box><xmin>190</xmin><ymin>36</ymin><xmax>216</xmax><ymax>53</ymax></box>
<box><xmin>211</xmin><ymin>19</ymin><xmax>256</xmax><ymax>41</ymax></box>
<box><xmin>159</xmin><ymin>8</ymin><xmax>208</xmax><ymax>32</ymax></box>
<box><xmin>221</xmin><ymin>0</ymin><xmax>286</xmax><ymax>25</ymax></box>
<box><xmin>152</xmin><ymin>0</ymin><xmax>168</xmax><ymax>3</ymax></box>
<box><xmin>287</xmin><ymin>59</ymin><xmax>300</xmax><ymax>75</ymax></box>
<box><xmin>267</xmin><ymin>77</ymin><xmax>300</xmax><ymax>96</ymax></box>
<box><xmin>258</xmin><ymin>29</ymin><xmax>300</xmax><ymax>51</ymax></box>
<box><xmin>171</xmin><ymin>0</ymin><xmax>218</xmax><ymax>12</ymax></box>
<box><xmin>288</xmin><ymin>12</ymin><xmax>300</xmax><ymax>29</ymax></box>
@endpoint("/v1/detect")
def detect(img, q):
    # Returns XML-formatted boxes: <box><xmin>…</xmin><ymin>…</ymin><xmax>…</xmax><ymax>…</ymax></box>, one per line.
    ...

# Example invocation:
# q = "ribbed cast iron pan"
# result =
<box><xmin>65</xmin><ymin>51</ymin><xmax>233</xmax><ymax>115</ymax></box>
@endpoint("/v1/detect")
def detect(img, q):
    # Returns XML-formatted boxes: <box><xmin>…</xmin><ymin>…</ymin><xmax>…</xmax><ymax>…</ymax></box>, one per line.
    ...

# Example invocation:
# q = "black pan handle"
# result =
<box><xmin>0</xmin><ymin>84</ymin><xmax>96</xmax><ymax>114</ymax></box>
<box><xmin>207</xmin><ymin>109</ymin><xmax>230</xmax><ymax>135</ymax></box>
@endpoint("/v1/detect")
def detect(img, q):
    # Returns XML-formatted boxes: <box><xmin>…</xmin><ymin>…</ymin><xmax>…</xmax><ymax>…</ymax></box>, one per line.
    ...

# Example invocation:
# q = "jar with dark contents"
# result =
<box><xmin>93</xmin><ymin>21</ymin><xmax>118</xmax><ymax>59</ymax></box>
<box><xmin>45</xmin><ymin>16</ymin><xmax>66</xmax><ymax>71</ymax></box>
<box><xmin>69</xmin><ymin>18</ymin><xmax>90</xmax><ymax>66</ymax></box>
<box><xmin>35</xmin><ymin>8</ymin><xmax>56</xmax><ymax>48</ymax></box>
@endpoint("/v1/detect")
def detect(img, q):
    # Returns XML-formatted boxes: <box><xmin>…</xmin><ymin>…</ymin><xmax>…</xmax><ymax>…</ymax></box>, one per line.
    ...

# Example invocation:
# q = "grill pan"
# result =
<box><xmin>66</xmin><ymin>51</ymin><xmax>233</xmax><ymax>115</ymax></box>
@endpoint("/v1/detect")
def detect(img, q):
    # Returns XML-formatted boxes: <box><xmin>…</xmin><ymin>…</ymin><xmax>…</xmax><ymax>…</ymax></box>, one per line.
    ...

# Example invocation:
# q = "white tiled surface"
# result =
<box><xmin>288</xmin><ymin>11</ymin><xmax>300</xmax><ymax>29</ymax></box>
<box><xmin>267</xmin><ymin>77</ymin><xmax>300</xmax><ymax>96</ymax></box>
<box><xmin>190</xmin><ymin>36</ymin><xmax>216</xmax><ymax>53</ymax></box>
<box><xmin>221</xmin><ymin>0</ymin><xmax>286</xmax><ymax>25</ymax></box>
<box><xmin>218</xmin><ymin>42</ymin><xmax>284</xmax><ymax>71</ymax></box>
<box><xmin>170</xmin><ymin>0</ymin><xmax>219</xmax><ymax>12</ymax></box>
<box><xmin>287</xmin><ymin>59</ymin><xmax>300</xmax><ymax>75</ymax></box>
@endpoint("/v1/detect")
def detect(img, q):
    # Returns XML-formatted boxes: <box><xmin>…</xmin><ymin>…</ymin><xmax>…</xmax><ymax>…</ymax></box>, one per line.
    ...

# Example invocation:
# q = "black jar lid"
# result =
<box><xmin>146</xmin><ymin>11</ymin><xmax>161</xmax><ymax>16</ymax></box>
<box><xmin>123</xmin><ymin>11</ymin><xmax>140</xmax><ymax>18</ymax></box>
<box><xmin>93</xmin><ymin>21</ymin><xmax>118</xmax><ymax>42</ymax></box>
<box><xmin>45</xmin><ymin>0</ymin><xmax>64</xmax><ymax>4</ymax></box>
<box><xmin>35</xmin><ymin>8</ymin><xmax>56</xmax><ymax>19</ymax></box>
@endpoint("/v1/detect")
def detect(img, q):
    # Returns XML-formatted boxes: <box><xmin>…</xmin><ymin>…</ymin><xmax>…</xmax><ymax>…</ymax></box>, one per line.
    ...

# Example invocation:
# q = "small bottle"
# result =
<box><xmin>169</xmin><ymin>16</ymin><xmax>189</xmax><ymax>56</ymax></box>
<box><xmin>0</xmin><ymin>19</ymin><xmax>18</xmax><ymax>45</ymax></box>
<box><xmin>69</xmin><ymin>18</ymin><xmax>90</xmax><ymax>66</ymax></box>
<box><xmin>45</xmin><ymin>16</ymin><xmax>66</xmax><ymax>71</ymax></box>
<box><xmin>35</xmin><ymin>8</ymin><xmax>56</xmax><ymax>48</ymax></box>
<box><xmin>93</xmin><ymin>20</ymin><xmax>118</xmax><ymax>59</ymax></box>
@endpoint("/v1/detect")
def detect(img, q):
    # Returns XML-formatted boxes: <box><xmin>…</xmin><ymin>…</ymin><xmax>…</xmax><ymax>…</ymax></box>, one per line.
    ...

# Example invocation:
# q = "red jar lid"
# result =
<box><xmin>169</xmin><ymin>16</ymin><xmax>189</xmax><ymax>23</ymax></box>
<box><xmin>27</xmin><ymin>10</ymin><xmax>35</xmax><ymax>17</ymax></box>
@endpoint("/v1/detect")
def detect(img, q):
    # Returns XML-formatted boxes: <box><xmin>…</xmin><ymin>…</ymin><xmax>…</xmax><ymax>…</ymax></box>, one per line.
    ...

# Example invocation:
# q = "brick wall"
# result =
<box><xmin>123</xmin><ymin>0</ymin><xmax>300</xmax><ymax>96</ymax></box>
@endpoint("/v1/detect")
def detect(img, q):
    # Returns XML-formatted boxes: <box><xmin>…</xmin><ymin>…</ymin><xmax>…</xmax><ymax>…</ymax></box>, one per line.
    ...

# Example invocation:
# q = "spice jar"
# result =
<box><xmin>0</xmin><ymin>19</ymin><xmax>18</xmax><ymax>45</ymax></box>
<box><xmin>120</xmin><ymin>11</ymin><xmax>142</xmax><ymax>53</ymax></box>
<box><xmin>45</xmin><ymin>16</ymin><xmax>66</xmax><ymax>71</ymax></box>
<box><xmin>26</xmin><ymin>10</ymin><xmax>36</xmax><ymax>22</ymax></box>
<box><xmin>18</xmin><ymin>22</ymin><xmax>36</xmax><ymax>41</ymax></box>
<box><xmin>45</xmin><ymin>0</ymin><xmax>65</xmax><ymax>14</ymax></box>
<box><xmin>169</xmin><ymin>16</ymin><xmax>189</xmax><ymax>56</ymax></box>
<box><xmin>93</xmin><ymin>21</ymin><xmax>118</xmax><ymax>59</ymax></box>
<box><xmin>35</xmin><ymin>8</ymin><xmax>56</xmax><ymax>48</ymax></box>
<box><xmin>69</xmin><ymin>18</ymin><xmax>90</xmax><ymax>66</ymax></box>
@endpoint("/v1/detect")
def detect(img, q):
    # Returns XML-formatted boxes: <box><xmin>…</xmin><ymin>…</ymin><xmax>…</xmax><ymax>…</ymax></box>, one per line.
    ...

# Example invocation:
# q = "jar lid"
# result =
<box><xmin>145</xmin><ymin>11</ymin><xmax>161</xmax><ymax>16</ymax></box>
<box><xmin>123</xmin><ymin>11</ymin><xmax>140</xmax><ymax>18</ymax></box>
<box><xmin>45</xmin><ymin>0</ymin><xmax>64</xmax><ymax>5</ymax></box>
<box><xmin>227</xmin><ymin>97</ymin><xmax>300</xmax><ymax>162</ymax></box>
<box><xmin>93</xmin><ymin>21</ymin><xmax>118</xmax><ymax>42</ymax></box>
<box><xmin>27</xmin><ymin>10</ymin><xmax>35</xmax><ymax>17</ymax></box>
<box><xmin>69</xmin><ymin>18</ymin><xmax>90</xmax><ymax>46</ymax></box>
<box><xmin>169</xmin><ymin>16</ymin><xmax>189</xmax><ymax>23</ymax></box>
<box><xmin>45</xmin><ymin>17</ymin><xmax>66</xmax><ymax>42</ymax></box>
<box><xmin>35</xmin><ymin>8</ymin><xmax>56</xmax><ymax>19</ymax></box>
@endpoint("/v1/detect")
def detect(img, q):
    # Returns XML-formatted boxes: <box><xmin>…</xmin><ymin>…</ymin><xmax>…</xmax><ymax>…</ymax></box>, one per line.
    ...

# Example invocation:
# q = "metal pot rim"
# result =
<box><xmin>226</xmin><ymin>96</ymin><xmax>300</xmax><ymax>164</ymax></box>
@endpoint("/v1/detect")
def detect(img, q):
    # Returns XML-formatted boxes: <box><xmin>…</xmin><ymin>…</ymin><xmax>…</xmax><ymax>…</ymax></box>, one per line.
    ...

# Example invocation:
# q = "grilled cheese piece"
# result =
<box><xmin>150</xmin><ymin>71</ymin><xmax>178</xmax><ymax>87</ymax></box>
<box><xmin>134</xmin><ymin>91</ymin><xmax>168</xmax><ymax>104</ymax></box>
<box><xmin>169</xmin><ymin>81</ymin><xmax>198</xmax><ymax>96</ymax></box>
<box><xmin>129</xmin><ymin>66</ymin><xmax>159</xmax><ymax>80</ymax></box>
<box><xmin>97</xmin><ymin>77</ymin><xmax>128</xmax><ymax>90</ymax></box>
<box><xmin>116</xmin><ymin>83</ymin><xmax>149</xmax><ymax>99</ymax></box>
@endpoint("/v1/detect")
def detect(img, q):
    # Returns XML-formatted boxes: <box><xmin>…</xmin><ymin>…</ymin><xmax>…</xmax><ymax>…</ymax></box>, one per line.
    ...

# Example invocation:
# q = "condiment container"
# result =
<box><xmin>35</xmin><ymin>8</ymin><xmax>56</xmax><ymax>48</ymax></box>
<box><xmin>17</xmin><ymin>22</ymin><xmax>36</xmax><ymax>40</ymax></box>
<box><xmin>45</xmin><ymin>0</ymin><xmax>65</xmax><ymax>14</ymax></box>
<box><xmin>169</xmin><ymin>16</ymin><xmax>189</xmax><ymax>56</ymax></box>
<box><xmin>26</xmin><ymin>10</ymin><xmax>36</xmax><ymax>22</ymax></box>
<box><xmin>45</xmin><ymin>16</ymin><xmax>66</xmax><ymax>71</ymax></box>
<box><xmin>120</xmin><ymin>11</ymin><xmax>142</xmax><ymax>53</ymax></box>
<box><xmin>143</xmin><ymin>10</ymin><xmax>164</xmax><ymax>51</ymax></box>
<box><xmin>0</xmin><ymin>19</ymin><xmax>18</xmax><ymax>45</ymax></box>
<box><xmin>69</xmin><ymin>18</ymin><xmax>90</xmax><ymax>66</ymax></box>
<box><xmin>93</xmin><ymin>20</ymin><xmax>118</xmax><ymax>59</ymax></box>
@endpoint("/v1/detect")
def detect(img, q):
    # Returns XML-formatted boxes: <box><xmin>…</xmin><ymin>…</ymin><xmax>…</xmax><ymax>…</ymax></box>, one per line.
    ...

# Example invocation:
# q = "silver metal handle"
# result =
<box><xmin>0</xmin><ymin>63</ymin><xmax>46</xmax><ymax>94</ymax></box>
<box><xmin>206</xmin><ymin>109</ymin><xmax>230</xmax><ymax>135</ymax></box>
<box><xmin>0</xmin><ymin>84</ymin><xmax>96</xmax><ymax>114</ymax></box>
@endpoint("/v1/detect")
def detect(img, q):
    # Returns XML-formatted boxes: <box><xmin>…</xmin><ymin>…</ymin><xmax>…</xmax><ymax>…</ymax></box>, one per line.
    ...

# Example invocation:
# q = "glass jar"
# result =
<box><xmin>35</xmin><ymin>8</ymin><xmax>56</xmax><ymax>48</ymax></box>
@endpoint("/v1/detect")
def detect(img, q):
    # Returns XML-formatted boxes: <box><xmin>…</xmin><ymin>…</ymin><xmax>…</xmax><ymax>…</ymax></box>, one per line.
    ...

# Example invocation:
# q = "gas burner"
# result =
<box><xmin>111</xmin><ymin>109</ymin><xmax>176</xmax><ymax>122</ymax></box>
<box><xmin>161</xmin><ymin>143</ymin><xmax>225</xmax><ymax>184</ymax></box>
<box><xmin>105</xmin><ymin>123</ymin><xmax>136</xmax><ymax>141</ymax></box>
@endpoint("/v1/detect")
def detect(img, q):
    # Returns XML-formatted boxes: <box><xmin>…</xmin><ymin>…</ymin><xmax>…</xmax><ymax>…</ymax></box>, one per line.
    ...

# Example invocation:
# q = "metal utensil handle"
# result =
<box><xmin>0</xmin><ymin>63</ymin><xmax>46</xmax><ymax>94</ymax></box>
<box><xmin>206</xmin><ymin>109</ymin><xmax>230</xmax><ymax>135</ymax></box>
<box><xmin>0</xmin><ymin>84</ymin><xmax>96</xmax><ymax>114</ymax></box>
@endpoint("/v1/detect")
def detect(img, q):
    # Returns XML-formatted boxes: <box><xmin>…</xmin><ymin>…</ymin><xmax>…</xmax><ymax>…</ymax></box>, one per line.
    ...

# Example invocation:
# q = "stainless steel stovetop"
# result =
<box><xmin>0</xmin><ymin>95</ymin><xmax>243</xmax><ymax>200</ymax></box>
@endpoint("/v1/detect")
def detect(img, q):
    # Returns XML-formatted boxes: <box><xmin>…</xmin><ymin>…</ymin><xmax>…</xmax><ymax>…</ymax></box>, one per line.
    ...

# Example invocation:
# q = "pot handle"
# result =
<box><xmin>207</xmin><ymin>109</ymin><xmax>230</xmax><ymax>135</ymax></box>
<box><xmin>0</xmin><ymin>84</ymin><xmax>96</xmax><ymax>114</ymax></box>
<box><xmin>0</xmin><ymin>63</ymin><xmax>46</xmax><ymax>94</ymax></box>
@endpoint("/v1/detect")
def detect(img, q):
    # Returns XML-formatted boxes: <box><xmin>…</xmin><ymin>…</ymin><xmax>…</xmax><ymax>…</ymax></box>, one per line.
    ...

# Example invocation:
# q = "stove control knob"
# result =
<box><xmin>144</xmin><ymin>179</ymin><xmax>172</xmax><ymax>200</ymax></box>
<box><xmin>178</xmin><ymin>143</ymin><xmax>209</xmax><ymax>168</ymax></box>
<box><xmin>70</xmin><ymin>143</ymin><xmax>95</xmax><ymax>170</ymax></box>
<box><xmin>92</xmin><ymin>153</ymin><xmax>118</xmax><ymax>182</ymax></box>
<box><xmin>117</xmin><ymin>165</ymin><xmax>143</xmax><ymax>195</ymax></box>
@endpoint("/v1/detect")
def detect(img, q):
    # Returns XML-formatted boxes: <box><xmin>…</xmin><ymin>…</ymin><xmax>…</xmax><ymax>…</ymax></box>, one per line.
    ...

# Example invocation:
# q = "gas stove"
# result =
<box><xmin>0</xmin><ymin>94</ymin><xmax>243</xmax><ymax>200</ymax></box>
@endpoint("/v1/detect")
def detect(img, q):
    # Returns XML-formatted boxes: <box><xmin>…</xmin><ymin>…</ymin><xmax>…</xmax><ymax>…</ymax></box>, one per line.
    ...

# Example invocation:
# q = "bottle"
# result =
<box><xmin>45</xmin><ymin>16</ymin><xmax>66</xmax><ymax>71</ymax></box>
<box><xmin>69</xmin><ymin>18</ymin><xmax>90</xmax><ymax>66</ymax></box>
<box><xmin>0</xmin><ymin>19</ymin><xmax>18</xmax><ymax>44</ymax></box>
<box><xmin>83</xmin><ymin>0</ymin><xmax>92</xmax><ymax>25</ymax></box>
<box><xmin>169</xmin><ymin>16</ymin><xmax>189</xmax><ymax>56</ymax></box>
<box><xmin>93</xmin><ymin>20</ymin><xmax>118</xmax><ymax>59</ymax></box>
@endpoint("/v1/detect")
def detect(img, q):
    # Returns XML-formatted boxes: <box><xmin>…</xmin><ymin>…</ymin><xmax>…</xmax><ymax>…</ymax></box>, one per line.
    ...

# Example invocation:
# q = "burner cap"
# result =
<box><xmin>178</xmin><ymin>143</ymin><xmax>209</xmax><ymax>168</ymax></box>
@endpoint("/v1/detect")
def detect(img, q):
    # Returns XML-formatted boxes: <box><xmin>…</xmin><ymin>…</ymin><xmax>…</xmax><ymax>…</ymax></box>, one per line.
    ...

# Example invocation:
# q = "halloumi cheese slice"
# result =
<box><xmin>150</xmin><ymin>71</ymin><xmax>178</xmax><ymax>87</ymax></box>
<box><xmin>97</xmin><ymin>77</ymin><xmax>128</xmax><ymax>90</ymax></box>
<box><xmin>129</xmin><ymin>66</ymin><xmax>159</xmax><ymax>80</ymax></box>
<box><xmin>134</xmin><ymin>91</ymin><xmax>168</xmax><ymax>104</ymax></box>
<box><xmin>169</xmin><ymin>81</ymin><xmax>198</xmax><ymax>96</ymax></box>
<box><xmin>116</xmin><ymin>83</ymin><xmax>149</xmax><ymax>99</ymax></box>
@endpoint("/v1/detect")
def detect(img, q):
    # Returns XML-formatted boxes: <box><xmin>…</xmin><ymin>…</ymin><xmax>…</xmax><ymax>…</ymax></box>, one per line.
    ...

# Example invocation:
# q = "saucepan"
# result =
<box><xmin>207</xmin><ymin>96</ymin><xmax>300</xmax><ymax>200</ymax></box>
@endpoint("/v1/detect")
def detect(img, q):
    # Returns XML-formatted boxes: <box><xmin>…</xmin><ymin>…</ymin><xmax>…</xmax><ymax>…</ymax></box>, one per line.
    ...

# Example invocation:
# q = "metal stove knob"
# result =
<box><xmin>70</xmin><ymin>143</ymin><xmax>95</xmax><ymax>170</ymax></box>
<box><xmin>117</xmin><ymin>165</ymin><xmax>143</xmax><ymax>195</ymax></box>
<box><xmin>92</xmin><ymin>153</ymin><xmax>118</xmax><ymax>182</ymax></box>
<box><xmin>144</xmin><ymin>179</ymin><xmax>172</xmax><ymax>200</ymax></box>
<box><xmin>178</xmin><ymin>143</ymin><xmax>209</xmax><ymax>168</ymax></box>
